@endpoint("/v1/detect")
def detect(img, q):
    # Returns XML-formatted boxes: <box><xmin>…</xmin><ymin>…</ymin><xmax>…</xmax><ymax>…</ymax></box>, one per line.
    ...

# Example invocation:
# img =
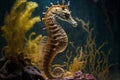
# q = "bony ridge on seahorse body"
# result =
<box><xmin>41</xmin><ymin>1</ymin><xmax>77</xmax><ymax>79</ymax></box>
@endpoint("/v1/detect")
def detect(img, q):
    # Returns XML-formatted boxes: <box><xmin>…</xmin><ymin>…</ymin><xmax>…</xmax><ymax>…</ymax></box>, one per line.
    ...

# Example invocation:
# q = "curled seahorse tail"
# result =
<box><xmin>43</xmin><ymin>51</ymin><xmax>63</xmax><ymax>79</ymax></box>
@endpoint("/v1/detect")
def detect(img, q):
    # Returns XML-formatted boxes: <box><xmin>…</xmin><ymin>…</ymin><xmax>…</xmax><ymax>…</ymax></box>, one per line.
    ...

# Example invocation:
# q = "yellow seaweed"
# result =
<box><xmin>69</xmin><ymin>47</ymin><xmax>85</xmax><ymax>73</ymax></box>
<box><xmin>24</xmin><ymin>32</ymin><xmax>42</xmax><ymax>67</ymax></box>
<box><xmin>1</xmin><ymin>0</ymin><xmax>40</xmax><ymax>59</ymax></box>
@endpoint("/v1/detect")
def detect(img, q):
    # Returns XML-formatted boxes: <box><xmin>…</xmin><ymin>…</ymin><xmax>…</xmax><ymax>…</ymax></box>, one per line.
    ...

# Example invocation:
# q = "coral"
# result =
<box><xmin>1</xmin><ymin>0</ymin><xmax>40</xmax><ymax>58</ymax></box>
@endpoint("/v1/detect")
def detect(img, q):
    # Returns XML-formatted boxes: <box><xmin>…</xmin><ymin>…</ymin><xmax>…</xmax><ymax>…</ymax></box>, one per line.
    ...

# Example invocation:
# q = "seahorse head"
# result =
<box><xmin>55</xmin><ymin>5</ymin><xmax>77</xmax><ymax>27</ymax></box>
<box><xmin>45</xmin><ymin>1</ymin><xmax>77</xmax><ymax>27</ymax></box>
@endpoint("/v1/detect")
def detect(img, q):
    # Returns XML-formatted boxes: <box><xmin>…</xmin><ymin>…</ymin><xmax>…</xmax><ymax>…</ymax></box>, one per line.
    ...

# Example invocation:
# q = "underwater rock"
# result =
<box><xmin>0</xmin><ymin>58</ymin><xmax>96</xmax><ymax>80</ymax></box>
<box><xmin>0</xmin><ymin>58</ymin><xmax>22</xmax><ymax>80</ymax></box>
<box><xmin>0</xmin><ymin>57</ymin><xmax>45</xmax><ymax>80</ymax></box>
<box><xmin>23</xmin><ymin>65</ymin><xmax>45</xmax><ymax>80</ymax></box>
<box><xmin>0</xmin><ymin>57</ymin><xmax>7</xmax><ymax>69</ymax></box>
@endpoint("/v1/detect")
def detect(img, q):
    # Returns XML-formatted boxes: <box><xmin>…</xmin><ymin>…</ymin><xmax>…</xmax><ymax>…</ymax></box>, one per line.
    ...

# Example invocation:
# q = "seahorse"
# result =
<box><xmin>42</xmin><ymin>1</ymin><xmax>77</xmax><ymax>79</ymax></box>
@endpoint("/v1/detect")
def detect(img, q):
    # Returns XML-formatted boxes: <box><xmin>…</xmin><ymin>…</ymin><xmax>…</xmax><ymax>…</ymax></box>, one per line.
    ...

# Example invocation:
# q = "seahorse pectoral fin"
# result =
<box><xmin>39</xmin><ymin>36</ymin><xmax>48</xmax><ymax>45</ymax></box>
<box><xmin>39</xmin><ymin>36</ymin><xmax>48</xmax><ymax>54</ymax></box>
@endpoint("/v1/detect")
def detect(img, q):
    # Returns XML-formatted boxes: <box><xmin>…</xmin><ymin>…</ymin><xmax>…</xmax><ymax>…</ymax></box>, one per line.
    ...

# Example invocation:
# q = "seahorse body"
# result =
<box><xmin>42</xmin><ymin>3</ymin><xmax>77</xmax><ymax>79</ymax></box>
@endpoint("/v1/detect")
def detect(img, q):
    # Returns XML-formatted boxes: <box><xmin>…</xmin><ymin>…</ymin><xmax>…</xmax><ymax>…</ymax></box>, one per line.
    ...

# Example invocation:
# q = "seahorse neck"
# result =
<box><xmin>44</xmin><ymin>13</ymin><xmax>60</xmax><ymax>31</ymax></box>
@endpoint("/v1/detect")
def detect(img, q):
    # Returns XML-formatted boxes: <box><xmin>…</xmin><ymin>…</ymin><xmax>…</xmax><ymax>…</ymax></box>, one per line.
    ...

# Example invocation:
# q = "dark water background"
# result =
<box><xmin>0</xmin><ymin>0</ymin><xmax>120</xmax><ymax>77</ymax></box>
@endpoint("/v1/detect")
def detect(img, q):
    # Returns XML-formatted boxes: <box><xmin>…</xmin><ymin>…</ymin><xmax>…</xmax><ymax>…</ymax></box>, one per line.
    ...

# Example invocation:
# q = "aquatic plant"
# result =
<box><xmin>69</xmin><ymin>47</ymin><xmax>86</xmax><ymax>73</ymax></box>
<box><xmin>24</xmin><ymin>32</ymin><xmax>42</xmax><ymax>67</ymax></box>
<box><xmin>1</xmin><ymin>0</ymin><xmax>40</xmax><ymax>58</ymax></box>
<box><xmin>101</xmin><ymin>0</ymin><xmax>113</xmax><ymax>34</ymax></box>
<box><xmin>74</xmin><ymin>18</ymin><xmax>112</xmax><ymax>80</ymax></box>
<box><xmin>0</xmin><ymin>0</ymin><xmax>45</xmax><ymax>79</ymax></box>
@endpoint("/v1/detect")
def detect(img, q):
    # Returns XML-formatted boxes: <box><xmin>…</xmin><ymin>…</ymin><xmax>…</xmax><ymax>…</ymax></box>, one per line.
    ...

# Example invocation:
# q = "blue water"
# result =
<box><xmin>0</xmin><ymin>0</ymin><xmax>119</xmax><ymax>75</ymax></box>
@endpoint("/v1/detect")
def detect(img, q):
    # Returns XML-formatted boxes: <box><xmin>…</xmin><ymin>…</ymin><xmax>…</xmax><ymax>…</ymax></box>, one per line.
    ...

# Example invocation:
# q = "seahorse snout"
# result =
<box><xmin>69</xmin><ymin>17</ymin><xmax>78</xmax><ymax>27</ymax></box>
<box><xmin>72</xmin><ymin>21</ymin><xmax>77</xmax><ymax>27</ymax></box>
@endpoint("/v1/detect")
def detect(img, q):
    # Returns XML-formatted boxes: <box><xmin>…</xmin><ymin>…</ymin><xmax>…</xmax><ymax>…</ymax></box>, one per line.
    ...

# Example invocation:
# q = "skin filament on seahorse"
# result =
<box><xmin>42</xmin><ymin>2</ymin><xmax>77</xmax><ymax>79</ymax></box>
